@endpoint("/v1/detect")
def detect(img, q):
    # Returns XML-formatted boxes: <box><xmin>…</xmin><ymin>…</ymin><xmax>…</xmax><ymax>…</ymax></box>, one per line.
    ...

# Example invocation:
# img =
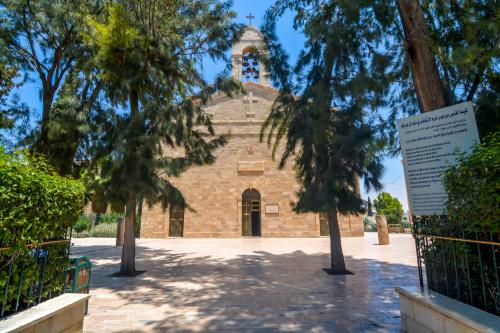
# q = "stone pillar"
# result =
<box><xmin>375</xmin><ymin>215</ymin><xmax>390</xmax><ymax>245</ymax></box>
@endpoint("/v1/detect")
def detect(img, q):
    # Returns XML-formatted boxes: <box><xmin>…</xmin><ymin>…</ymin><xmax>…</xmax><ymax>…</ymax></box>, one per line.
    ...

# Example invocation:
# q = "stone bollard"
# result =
<box><xmin>375</xmin><ymin>215</ymin><xmax>390</xmax><ymax>245</ymax></box>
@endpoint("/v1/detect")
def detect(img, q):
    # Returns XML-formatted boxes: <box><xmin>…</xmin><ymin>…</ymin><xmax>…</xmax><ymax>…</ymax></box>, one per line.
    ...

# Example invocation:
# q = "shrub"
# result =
<box><xmin>98</xmin><ymin>212</ymin><xmax>122</xmax><ymax>225</ymax></box>
<box><xmin>0</xmin><ymin>149</ymin><xmax>85</xmax><ymax>317</ymax></box>
<box><xmin>73</xmin><ymin>215</ymin><xmax>92</xmax><ymax>233</ymax></box>
<box><xmin>0</xmin><ymin>149</ymin><xmax>85</xmax><ymax>247</ymax></box>
<box><xmin>443</xmin><ymin>132</ymin><xmax>500</xmax><ymax>233</ymax></box>
<box><xmin>417</xmin><ymin>134</ymin><xmax>500</xmax><ymax>315</ymax></box>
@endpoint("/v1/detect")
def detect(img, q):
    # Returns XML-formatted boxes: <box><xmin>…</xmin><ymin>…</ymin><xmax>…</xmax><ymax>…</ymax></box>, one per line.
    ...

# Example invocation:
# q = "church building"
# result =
<box><xmin>140</xmin><ymin>26</ymin><xmax>364</xmax><ymax>238</ymax></box>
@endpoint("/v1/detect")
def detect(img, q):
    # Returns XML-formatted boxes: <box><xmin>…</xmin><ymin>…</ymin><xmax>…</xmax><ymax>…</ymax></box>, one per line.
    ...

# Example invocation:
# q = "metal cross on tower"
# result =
<box><xmin>246</xmin><ymin>13</ymin><xmax>255</xmax><ymax>26</ymax></box>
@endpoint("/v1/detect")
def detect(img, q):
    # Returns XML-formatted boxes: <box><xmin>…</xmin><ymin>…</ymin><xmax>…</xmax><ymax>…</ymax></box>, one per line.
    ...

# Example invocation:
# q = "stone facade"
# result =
<box><xmin>140</xmin><ymin>26</ymin><xmax>364</xmax><ymax>239</ymax></box>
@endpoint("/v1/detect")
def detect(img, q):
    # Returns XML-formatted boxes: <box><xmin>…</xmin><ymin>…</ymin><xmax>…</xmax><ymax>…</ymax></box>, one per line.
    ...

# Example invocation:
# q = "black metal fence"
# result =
<box><xmin>413</xmin><ymin>216</ymin><xmax>500</xmax><ymax>316</ymax></box>
<box><xmin>0</xmin><ymin>239</ymin><xmax>71</xmax><ymax>319</ymax></box>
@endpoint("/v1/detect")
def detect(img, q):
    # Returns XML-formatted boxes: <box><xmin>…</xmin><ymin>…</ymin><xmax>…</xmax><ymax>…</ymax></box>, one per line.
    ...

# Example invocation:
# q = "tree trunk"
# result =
<box><xmin>120</xmin><ymin>194</ymin><xmax>136</xmax><ymax>275</ymax></box>
<box><xmin>36</xmin><ymin>90</ymin><xmax>55</xmax><ymax>154</ymax></box>
<box><xmin>116</xmin><ymin>217</ymin><xmax>125</xmax><ymax>247</ymax></box>
<box><xmin>327</xmin><ymin>207</ymin><xmax>347</xmax><ymax>274</ymax></box>
<box><xmin>396</xmin><ymin>0</ymin><xmax>447</xmax><ymax>113</ymax></box>
<box><xmin>136</xmin><ymin>199</ymin><xmax>143</xmax><ymax>238</ymax></box>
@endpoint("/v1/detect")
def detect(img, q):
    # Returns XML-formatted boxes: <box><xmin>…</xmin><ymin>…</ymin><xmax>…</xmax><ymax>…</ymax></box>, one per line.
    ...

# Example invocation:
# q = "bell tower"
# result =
<box><xmin>231</xmin><ymin>20</ymin><xmax>270</xmax><ymax>86</ymax></box>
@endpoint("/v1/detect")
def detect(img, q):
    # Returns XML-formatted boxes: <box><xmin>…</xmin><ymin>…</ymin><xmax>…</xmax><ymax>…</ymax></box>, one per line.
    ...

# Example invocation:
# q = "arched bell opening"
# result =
<box><xmin>242</xmin><ymin>188</ymin><xmax>261</xmax><ymax>236</ymax></box>
<box><xmin>241</xmin><ymin>46</ymin><xmax>260</xmax><ymax>83</ymax></box>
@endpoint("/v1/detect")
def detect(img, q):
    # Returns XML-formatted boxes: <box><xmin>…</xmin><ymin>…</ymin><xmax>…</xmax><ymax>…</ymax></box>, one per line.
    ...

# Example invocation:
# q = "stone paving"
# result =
<box><xmin>71</xmin><ymin>233</ymin><xmax>419</xmax><ymax>332</ymax></box>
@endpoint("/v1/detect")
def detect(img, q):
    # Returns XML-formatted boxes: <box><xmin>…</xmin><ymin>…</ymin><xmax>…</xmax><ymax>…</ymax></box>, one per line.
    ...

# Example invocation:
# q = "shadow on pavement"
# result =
<box><xmin>72</xmin><ymin>241</ymin><xmax>418</xmax><ymax>333</ymax></box>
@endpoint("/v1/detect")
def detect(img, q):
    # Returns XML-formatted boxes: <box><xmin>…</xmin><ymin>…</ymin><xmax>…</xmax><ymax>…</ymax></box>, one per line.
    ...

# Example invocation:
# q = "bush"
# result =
<box><xmin>443</xmin><ymin>132</ymin><xmax>499</xmax><ymax>233</ymax></box>
<box><xmin>73</xmin><ymin>215</ymin><xmax>92</xmax><ymax>233</ymax></box>
<box><xmin>418</xmin><ymin>134</ymin><xmax>500</xmax><ymax>315</ymax></box>
<box><xmin>0</xmin><ymin>149</ymin><xmax>85</xmax><ymax>247</ymax></box>
<box><xmin>0</xmin><ymin>149</ymin><xmax>85</xmax><ymax>317</ymax></box>
<box><xmin>98</xmin><ymin>212</ymin><xmax>123</xmax><ymax>225</ymax></box>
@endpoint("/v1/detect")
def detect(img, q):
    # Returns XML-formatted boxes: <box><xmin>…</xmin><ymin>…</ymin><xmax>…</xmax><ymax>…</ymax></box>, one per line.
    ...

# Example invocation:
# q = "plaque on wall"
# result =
<box><xmin>237</xmin><ymin>161</ymin><xmax>264</xmax><ymax>174</ymax></box>
<box><xmin>265</xmin><ymin>204</ymin><xmax>279</xmax><ymax>215</ymax></box>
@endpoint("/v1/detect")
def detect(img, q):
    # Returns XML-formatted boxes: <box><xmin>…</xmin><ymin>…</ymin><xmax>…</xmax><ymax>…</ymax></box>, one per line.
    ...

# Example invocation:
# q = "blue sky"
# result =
<box><xmin>13</xmin><ymin>0</ymin><xmax>409</xmax><ymax>211</ymax></box>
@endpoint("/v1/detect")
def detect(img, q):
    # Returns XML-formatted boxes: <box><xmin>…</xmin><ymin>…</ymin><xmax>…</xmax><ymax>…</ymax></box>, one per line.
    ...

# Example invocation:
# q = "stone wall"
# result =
<box><xmin>141</xmin><ymin>84</ymin><xmax>365</xmax><ymax>239</ymax></box>
<box><xmin>396</xmin><ymin>286</ymin><xmax>500</xmax><ymax>333</ymax></box>
<box><xmin>0</xmin><ymin>294</ymin><xmax>90</xmax><ymax>333</ymax></box>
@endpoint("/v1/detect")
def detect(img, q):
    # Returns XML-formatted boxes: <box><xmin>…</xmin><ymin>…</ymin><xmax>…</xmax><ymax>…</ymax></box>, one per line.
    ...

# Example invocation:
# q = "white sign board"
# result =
<box><xmin>265</xmin><ymin>204</ymin><xmax>279</xmax><ymax>215</ymax></box>
<box><xmin>397</xmin><ymin>102</ymin><xmax>479</xmax><ymax>216</ymax></box>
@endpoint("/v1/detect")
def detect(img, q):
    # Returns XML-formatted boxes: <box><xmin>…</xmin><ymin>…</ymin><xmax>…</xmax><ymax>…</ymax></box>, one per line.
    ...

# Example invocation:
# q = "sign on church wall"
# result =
<box><xmin>397</xmin><ymin>102</ymin><xmax>480</xmax><ymax>216</ymax></box>
<box><xmin>265</xmin><ymin>204</ymin><xmax>279</xmax><ymax>215</ymax></box>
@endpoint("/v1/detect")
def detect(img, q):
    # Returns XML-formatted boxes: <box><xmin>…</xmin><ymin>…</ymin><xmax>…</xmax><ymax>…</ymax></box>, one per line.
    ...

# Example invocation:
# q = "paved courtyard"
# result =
<box><xmin>72</xmin><ymin>233</ymin><xmax>419</xmax><ymax>332</ymax></box>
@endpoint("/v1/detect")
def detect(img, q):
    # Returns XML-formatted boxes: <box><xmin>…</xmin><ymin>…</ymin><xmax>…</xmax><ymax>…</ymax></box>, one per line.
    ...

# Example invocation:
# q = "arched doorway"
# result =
<box><xmin>242</xmin><ymin>189</ymin><xmax>261</xmax><ymax>236</ymax></box>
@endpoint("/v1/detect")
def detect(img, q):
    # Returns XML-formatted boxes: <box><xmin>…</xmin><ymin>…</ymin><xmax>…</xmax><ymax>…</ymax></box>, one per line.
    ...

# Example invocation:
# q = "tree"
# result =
<box><xmin>46</xmin><ymin>66</ymin><xmax>104</xmax><ymax>176</ymax></box>
<box><xmin>390</xmin><ymin>0</ymin><xmax>499</xmax><ymax>138</ymax></box>
<box><xmin>0</xmin><ymin>0</ymin><xmax>102</xmax><ymax>159</ymax></box>
<box><xmin>395</xmin><ymin>0</ymin><xmax>447</xmax><ymax>113</ymax></box>
<box><xmin>84</xmin><ymin>1</ymin><xmax>243</xmax><ymax>275</ymax></box>
<box><xmin>367</xmin><ymin>197</ymin><xmax>373</xmax><ymax>217</ymax></box>
<box><xmin>0</xmin><ymin>60</ymin><xmax>16</xmax><ymax>132</ymax></box>
<box><xmin>373</xmin><ymin>192</ymin><xmax>403</xmax><ymax>225</ymax></box>
<box><xmin>261</xmin><ymin>0</ymin><xmax>385</xmax><ymax>274</ymax></box>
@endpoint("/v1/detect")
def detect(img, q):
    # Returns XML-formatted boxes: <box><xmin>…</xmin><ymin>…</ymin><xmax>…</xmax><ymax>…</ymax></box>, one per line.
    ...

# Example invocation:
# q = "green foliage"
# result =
<box><xmin>261</xmin><ymin>0</ymin><xmax>385</xmax><ymax>215</ymax></box>
<box><xmin>81</xmin><ymin>1</ymin><xmax>244</xmax><ymax>273</ymax></box>
<box><xmin>414</xmin><ymin>216</ymin><xmax>499</xmax><ymax>315</ymax></box>
<box><xmin>416</xmin><ymin>135</ymin><xmax>499</xmax><ymax>314</ymax></box>
<box><xmin>83</xmin><ymin>1</ymin><xmax>244</xmax><ymax>209</ymax></box>
<box><xmin>0</xmin><ymin>0</ymin><xmax>103</xmax><ymax>166</ymax></box>
<box><xmin>0</xmin><ymin>148</ymin><xmax>85</xmax><ymax>247</ymax></box>
<box><xmin>73</xmin><ymin>215</ymin><xmax>92</xmax><ymax>233</ymax></box>
<box><xmin>373</xmin><ymin>192</ymin><xmax>403</xmax><ymax>225</ymax></box>
<box><xmin>0</xmin><ymin>148</ymin><xmax>84</xmax><ymax>317</ymax></box>
<box><xmin>443</xmin><ymin>133</ymin><xmax>500</xmax><ymax>233</ymax></box>
<box><xmin>0</xmin><ymin>242</ymin><xmax>70</xmax><ymax>317</ymax></box>
<box><xmin>422</xmin><ymin>0</ymin><xmax>499</xmax><ymax>138</ymax></box>
<box><xmin>98</xmin><ymin>212</ymin><xmax>122</xmax><ymax>225</ymax></box>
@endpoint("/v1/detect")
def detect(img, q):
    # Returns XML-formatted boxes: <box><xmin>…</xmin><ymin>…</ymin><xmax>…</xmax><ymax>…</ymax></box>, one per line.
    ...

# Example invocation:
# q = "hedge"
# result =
<box><xmin>0</xmin><ymin>149</ymin><xmax>85</xmax><ymax>317</ymax></box>
<box><xmin>0</xmin><ymin>149</ymin><xmax>85</xmax><ymax>248</ymax></box>
<box><xmin>443</xmin><ymin>132</ymin><xmax>500</xmax><ymax>233</ymax></box>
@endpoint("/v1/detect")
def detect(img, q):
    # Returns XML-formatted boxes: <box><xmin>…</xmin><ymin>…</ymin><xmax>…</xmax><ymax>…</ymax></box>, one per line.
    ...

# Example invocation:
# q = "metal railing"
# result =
<box><xmin>413</xmin><ymin>216</ymin><xmax>500</xmax><ymax>316</ymax></box>
<box><xmin>0</xmin><ymin>239</ymin><xmax>71</xmax><ymax>319</ymax></box>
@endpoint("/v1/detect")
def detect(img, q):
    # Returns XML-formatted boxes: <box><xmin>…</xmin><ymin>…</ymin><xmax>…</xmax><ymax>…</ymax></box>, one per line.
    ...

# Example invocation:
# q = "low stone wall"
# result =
<box><xmin>0</xmin><ymin>293</ymin><xmax>90</xmax><ymax>333</ymax></box>
<box><xmin>396</xmin><ymin>286</ymin><xmax>500</xmax><ymax>333</ymax></box>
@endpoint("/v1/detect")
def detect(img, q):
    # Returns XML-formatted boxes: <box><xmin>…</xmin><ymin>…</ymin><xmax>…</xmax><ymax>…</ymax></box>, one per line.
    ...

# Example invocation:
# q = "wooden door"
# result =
<box><xmin>319</xmin><ymin>212</ymin><xmax>329</xmax><ymax>236</ymax></box>
<box><xmin>169</xmin><ymin>206</ymin><xmax>184</xmax><ymax>237</ymax></box>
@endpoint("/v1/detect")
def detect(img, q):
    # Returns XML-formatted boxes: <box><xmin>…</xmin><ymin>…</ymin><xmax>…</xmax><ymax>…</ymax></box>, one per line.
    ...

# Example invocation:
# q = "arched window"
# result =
<box><xmin>241</xmin><ymin>46</ymin><xmax>260</xmax><ymax>83</ymax></box>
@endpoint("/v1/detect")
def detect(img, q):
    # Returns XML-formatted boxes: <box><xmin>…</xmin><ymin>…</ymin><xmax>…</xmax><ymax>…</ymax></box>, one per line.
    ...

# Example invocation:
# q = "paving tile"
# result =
<box><xmin>72</xmin><ymin>233</ymin><xmax>419</xmax><ymax>332</ymax></box>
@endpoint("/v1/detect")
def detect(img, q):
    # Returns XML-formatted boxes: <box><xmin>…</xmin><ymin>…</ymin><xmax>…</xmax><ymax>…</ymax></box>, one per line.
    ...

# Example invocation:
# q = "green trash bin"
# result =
<box><xmin>67</xmin><ymin>256</ymin><xmax>92</xmax><ymax>313</ymax></box>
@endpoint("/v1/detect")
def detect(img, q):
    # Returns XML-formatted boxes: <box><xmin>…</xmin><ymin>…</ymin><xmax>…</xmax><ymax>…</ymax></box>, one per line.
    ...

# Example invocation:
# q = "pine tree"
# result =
<box><xmin>0</xmin><ymin>0</ymin><xmax>103</xmax><ymax>161</ymax></box>
<box><xmin>84</xmin><ymin>1</ymin><xmax>244</xmax><ymax>275</ymax></box>
<box><xmin>261</xmin><ymin>1</ymin><xmax>385</xmax><ymax>274</ymax></box>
